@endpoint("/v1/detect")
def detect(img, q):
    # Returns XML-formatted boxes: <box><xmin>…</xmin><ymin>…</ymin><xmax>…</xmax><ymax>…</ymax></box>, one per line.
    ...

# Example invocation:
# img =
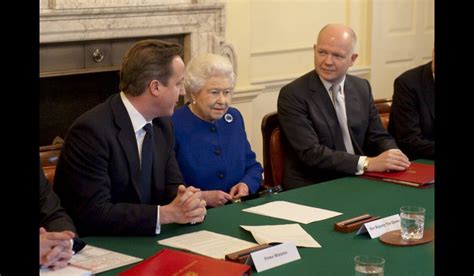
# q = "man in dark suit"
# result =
<box><xmin>40</xmin><ymin>165</ymin><xmax>76</xmax><ymax>269</ymax></box>
<box><xmin>277</xmin><ymin>24</ymin><xmax>411</xmax><ymax>190</ymax></box>
<box><xmin>54</xmin><ymin>40</ymin><xmax>207</xmax><ymax>236</ymax></box>
<box><xmin>388</xmin><ymin>51</ymin><xmax>434</xmax><ymax>160</ymax></box>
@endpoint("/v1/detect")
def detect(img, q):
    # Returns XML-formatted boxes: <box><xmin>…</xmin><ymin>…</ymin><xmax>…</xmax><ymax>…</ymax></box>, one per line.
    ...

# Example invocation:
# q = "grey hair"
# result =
<box><xmin>183</xmin><ymin>53</ymin><xmax>236</xmax><ymax>101</ymax></box>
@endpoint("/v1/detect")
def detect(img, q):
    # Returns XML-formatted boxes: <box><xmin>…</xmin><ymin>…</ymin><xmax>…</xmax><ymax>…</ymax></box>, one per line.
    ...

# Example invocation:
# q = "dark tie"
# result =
<box><xmin>140</xmin><ymin>123</ymin><xmax>153</xmax><ymax>204</ymax></box>
<box><xmin>331</xmin><ymin>84</ymin><xmax>354</xmax><ymax>154</ymax></box>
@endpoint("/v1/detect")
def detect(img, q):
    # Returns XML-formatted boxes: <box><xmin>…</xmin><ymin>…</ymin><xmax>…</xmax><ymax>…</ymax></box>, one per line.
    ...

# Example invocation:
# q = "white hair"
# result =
<box><xmin>183</xmin><ymin>53</ymin><xmax>236</xmax><ymax>101</ymax></box>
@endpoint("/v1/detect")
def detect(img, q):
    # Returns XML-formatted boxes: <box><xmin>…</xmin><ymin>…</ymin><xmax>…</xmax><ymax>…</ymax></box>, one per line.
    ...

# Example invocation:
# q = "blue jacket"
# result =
<box><xmin>172</xmin><ymin>105</ymin><xmax>263</xmax><ymax>194</ymax></box>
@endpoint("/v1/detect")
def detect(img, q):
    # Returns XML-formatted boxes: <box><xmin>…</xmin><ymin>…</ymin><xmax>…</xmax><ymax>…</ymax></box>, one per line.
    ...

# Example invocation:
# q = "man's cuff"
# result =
<box><xmin>355</xmin><ymin>156</ymin><xmax>367</xmax><ymax>175</ymax></box>
<box><xmin>69</xmin><ymin>238</ymin><xmax>74</xmax><ymax>252</ymax></box>
<box><xmin>72</xmin><ymin>238</ymin><xmax>86</xmax><ymax>254</ymax></box>
<box><xmin>155</xmin><ymin>205</ymin><xmax>161</xmax><ymax>234</ymax></box>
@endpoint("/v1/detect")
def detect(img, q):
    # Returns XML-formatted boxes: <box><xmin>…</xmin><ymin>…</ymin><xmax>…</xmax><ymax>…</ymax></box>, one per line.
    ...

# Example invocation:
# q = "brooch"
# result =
<box><xmin>224</xmin><ymin>113</ymin><xmax>233</xmax><ymax>123</ymax></box>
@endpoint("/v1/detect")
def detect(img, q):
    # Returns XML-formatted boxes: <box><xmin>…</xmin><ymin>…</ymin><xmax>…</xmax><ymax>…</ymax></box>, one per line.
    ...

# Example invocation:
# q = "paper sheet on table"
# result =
<box><xmin>242</xmin><ymin>200</ymin><xmax>342</xmax><ymax>224</ymax></box>
<box><xmin>40</xmin><ymin>265</ymin><xmax>91</xmax><ymax>276</ymax></box>
<box><xmin>68</xmin><ymin>245</ymin><xmax>142</xmax><ymax>274</ymax></box>
<box><xmin>241</xmin><ymin>224</ymin><xmax>321</xmax><ymax>248</ymax></box>
<box><xmin>158</xmin><ymin>230</ymin><xmax>258</xmax><ymax>259</ymax></box>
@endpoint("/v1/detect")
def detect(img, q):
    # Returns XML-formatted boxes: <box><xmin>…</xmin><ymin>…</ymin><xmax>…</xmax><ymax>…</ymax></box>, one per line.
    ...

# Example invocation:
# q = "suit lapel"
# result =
<box><xmin>343</xmin><ymin>78</ymin><xmax>363</xmax><ymax>154</ymax></box>
<box><xmin>309</xmin><ymin>74</ymin><xmax>346</xmax><ymax>151</ymax></box>
<box><xmin>151</xmin><ymin>119</ymin><xmax>164</xmax><ymax>198</ymax></box>
<box><xmin>110</xmin><ymin>95</ymin><xmax>143</xmax><ymax>202</ymax></box>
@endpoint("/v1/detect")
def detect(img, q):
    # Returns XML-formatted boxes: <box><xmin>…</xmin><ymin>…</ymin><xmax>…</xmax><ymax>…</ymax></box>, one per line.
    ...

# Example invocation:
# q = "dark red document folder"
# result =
<box><xmin>119</xmin><ymin>248</ymin><xmax>251</xmax><ymax>276</ymax></box>
<box><xmin>363</xmin><ymin>162</ymin><xmax>434</xmax><ymax>188</ymax></box>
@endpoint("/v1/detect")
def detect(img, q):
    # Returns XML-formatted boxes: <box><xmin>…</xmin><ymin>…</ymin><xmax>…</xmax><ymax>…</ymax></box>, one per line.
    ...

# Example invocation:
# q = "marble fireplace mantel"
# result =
<box><xmin>40</xmin><ymin>1</ymin><xmax>237</xmax><ymax>74</ymax></box>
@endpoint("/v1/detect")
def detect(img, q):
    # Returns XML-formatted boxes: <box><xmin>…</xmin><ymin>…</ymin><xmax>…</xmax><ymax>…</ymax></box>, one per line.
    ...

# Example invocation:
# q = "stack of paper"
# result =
<box><xmin>158</xmin><ymin>230</ymin><xmax>257</xmax><ymax>259</ymax></box>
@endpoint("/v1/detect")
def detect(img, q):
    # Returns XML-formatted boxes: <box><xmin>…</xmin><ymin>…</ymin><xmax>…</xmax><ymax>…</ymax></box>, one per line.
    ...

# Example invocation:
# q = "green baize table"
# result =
<box><xmin>85</xmin><ymin>172</ymin><xmax>434</xmax><ymax>275</ymax></box>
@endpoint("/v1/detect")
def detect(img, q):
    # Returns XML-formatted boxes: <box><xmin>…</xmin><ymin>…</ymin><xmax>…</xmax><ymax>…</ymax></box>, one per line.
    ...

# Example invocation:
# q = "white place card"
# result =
<box><xmin>356</xmin><ymin>214</ymin><xmax>401</xmax><ymax>239</ymax></box>
<box><xmin>250</xmin><ymin>242</ymin><xmax>301</xmax><ymax>273</ymax></box>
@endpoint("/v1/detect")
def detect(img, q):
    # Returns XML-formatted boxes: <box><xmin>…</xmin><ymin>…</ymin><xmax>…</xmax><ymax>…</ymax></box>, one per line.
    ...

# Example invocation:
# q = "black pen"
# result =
<box><xmin>258</xmin><ymin>185</ymin><xmax>282</xmax><ymax>196</ymax></box>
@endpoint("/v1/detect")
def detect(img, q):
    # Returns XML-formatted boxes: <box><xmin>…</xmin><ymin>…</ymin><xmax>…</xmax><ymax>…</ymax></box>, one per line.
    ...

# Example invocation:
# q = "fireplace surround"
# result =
<box><xmin>40</xmin><ymin>2</ymin><xmax>236</xmax><ymax>146</ymax></box>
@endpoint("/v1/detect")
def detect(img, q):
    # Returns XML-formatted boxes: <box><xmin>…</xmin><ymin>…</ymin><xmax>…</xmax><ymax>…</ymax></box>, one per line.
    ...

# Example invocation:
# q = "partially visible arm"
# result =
<box><xmin>39</xmin><ymin>165</ymin><xmax>76</xmax><ymax>234</ymax></box>
<box><xmin>389</xmin><ymin>76</ymin><xmax>434</xmax><ymax>159</ymax></box>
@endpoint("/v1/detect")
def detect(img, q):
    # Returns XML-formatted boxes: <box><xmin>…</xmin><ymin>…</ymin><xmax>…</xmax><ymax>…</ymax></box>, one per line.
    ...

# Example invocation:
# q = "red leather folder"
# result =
<box><xmin>363</xmin><ymin>162</ymin><xmax>434</xmax><ymax>188</ymax></box>
<box><xmin>119</xmin><ymin>248</ymin><xmax>251</xmax><ymax>276</ymax></box>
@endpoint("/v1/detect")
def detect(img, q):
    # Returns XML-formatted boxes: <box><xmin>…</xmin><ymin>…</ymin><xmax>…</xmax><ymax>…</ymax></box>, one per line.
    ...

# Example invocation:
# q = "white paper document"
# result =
<box><xmin>158</xmin><ymin>230</ymin><xmax>258</xmax><ymax>259</ymax></box>
<box><xmin>241</xmin><ymin>224</ymin><xmax>321</xmax><ymax>248</ymax></box>
<box><xmin>40</xmin><ymin>265</ymin><xmax>91</xmax><ymax>276</ymax></box>
<box><xmin>242</xmin><ymin>200</ymin><xmax>342</xmax><ymax>224</ymax></box>
<box><xmin>68</xmin><ymin>245</ymin><xmax>142</xmax><ymax>274</ymax></box>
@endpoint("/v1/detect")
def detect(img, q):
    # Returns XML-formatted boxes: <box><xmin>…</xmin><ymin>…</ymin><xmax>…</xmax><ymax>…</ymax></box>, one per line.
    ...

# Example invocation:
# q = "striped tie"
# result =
<box><xmin>331</xmin><ymin>84</ymin><xmax>354</xmax><ymax>154</ymax></box>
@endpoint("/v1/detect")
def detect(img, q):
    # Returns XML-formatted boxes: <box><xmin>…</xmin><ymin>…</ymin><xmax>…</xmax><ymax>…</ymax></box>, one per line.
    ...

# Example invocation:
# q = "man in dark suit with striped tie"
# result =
<box><xmin>278</xmin><ymin>24</ymin><xmax>411</xmax><ymax>190</ymax></box>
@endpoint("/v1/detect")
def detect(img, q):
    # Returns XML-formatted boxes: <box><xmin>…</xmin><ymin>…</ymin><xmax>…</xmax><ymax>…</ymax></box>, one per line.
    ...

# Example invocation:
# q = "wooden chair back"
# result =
<box><xmin>261</xmin><ymin>112</ymin><xmax>285</xmax><ymax>188</ymax></box>
<box><xmin>374</xmin><ymin>98</ymin><xmax>392</xmax><ymax>129</ymax></box>
<box><xmin>40</xmin><ymin>144</ymin><xmax>62</xmax><ymax>185</ymax></box>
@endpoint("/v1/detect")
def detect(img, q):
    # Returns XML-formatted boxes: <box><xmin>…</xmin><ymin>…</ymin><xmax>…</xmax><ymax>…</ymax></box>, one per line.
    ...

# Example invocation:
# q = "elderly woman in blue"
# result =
<box><xmin>172</xmin><ymin>53</ymin><xmax>263</xmax><ymax>207</ymax></box>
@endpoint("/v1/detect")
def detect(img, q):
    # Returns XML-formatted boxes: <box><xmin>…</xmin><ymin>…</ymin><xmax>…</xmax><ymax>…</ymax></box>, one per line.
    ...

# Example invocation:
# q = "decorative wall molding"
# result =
<box><xmin>216</xmin><ymin>36</ymin><xmax>238</xmax><ymax>76</ymax></box>
<box><xmin>43</xmin><ymin>0</ymin><xmax>192</xmax><ymax>10</ymax></box>
<box><xmin>40</xmin><ymin>3</ymin><xmax>226</xmax><ymax>59</ymax></box>
<box><xmin>232</xmin><ymin>85</ymin><xmax>265</xmax><ymax>104</ymax></box>
<box><xmin>236</xmin><ymin>65</ymin><xmax>372</xmax><ymax>103</ymax></box>
<box><xmin>40</xmin><ymin>2</ymin><xmax>242</xmax><ymax>91</ymax></box>
<box><xmin>251</xmin><ymin>65</ymin><xmax>371</xmax><ymax>87</ymax></box>
<box><xmin>347</xmin><ymin>66</ymin><xmax>371</xmax><ymax>80</ymax></box>
<box><xmin>250</xmin><ymin>45</ymin><xmax>312</xmax><ymax>57</ymax></box>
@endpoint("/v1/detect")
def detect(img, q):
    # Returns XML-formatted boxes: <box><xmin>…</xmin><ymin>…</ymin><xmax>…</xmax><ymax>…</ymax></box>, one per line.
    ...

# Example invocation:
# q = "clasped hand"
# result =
<box><xmin>161</xmin><ymin>185</ymin><xmax>207</xmax><ymax>225</ymax></box>
<box><xmin>39</xmin><ymin>227</ymin><xmax>75</xmax><ymax>270</ymax></box>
